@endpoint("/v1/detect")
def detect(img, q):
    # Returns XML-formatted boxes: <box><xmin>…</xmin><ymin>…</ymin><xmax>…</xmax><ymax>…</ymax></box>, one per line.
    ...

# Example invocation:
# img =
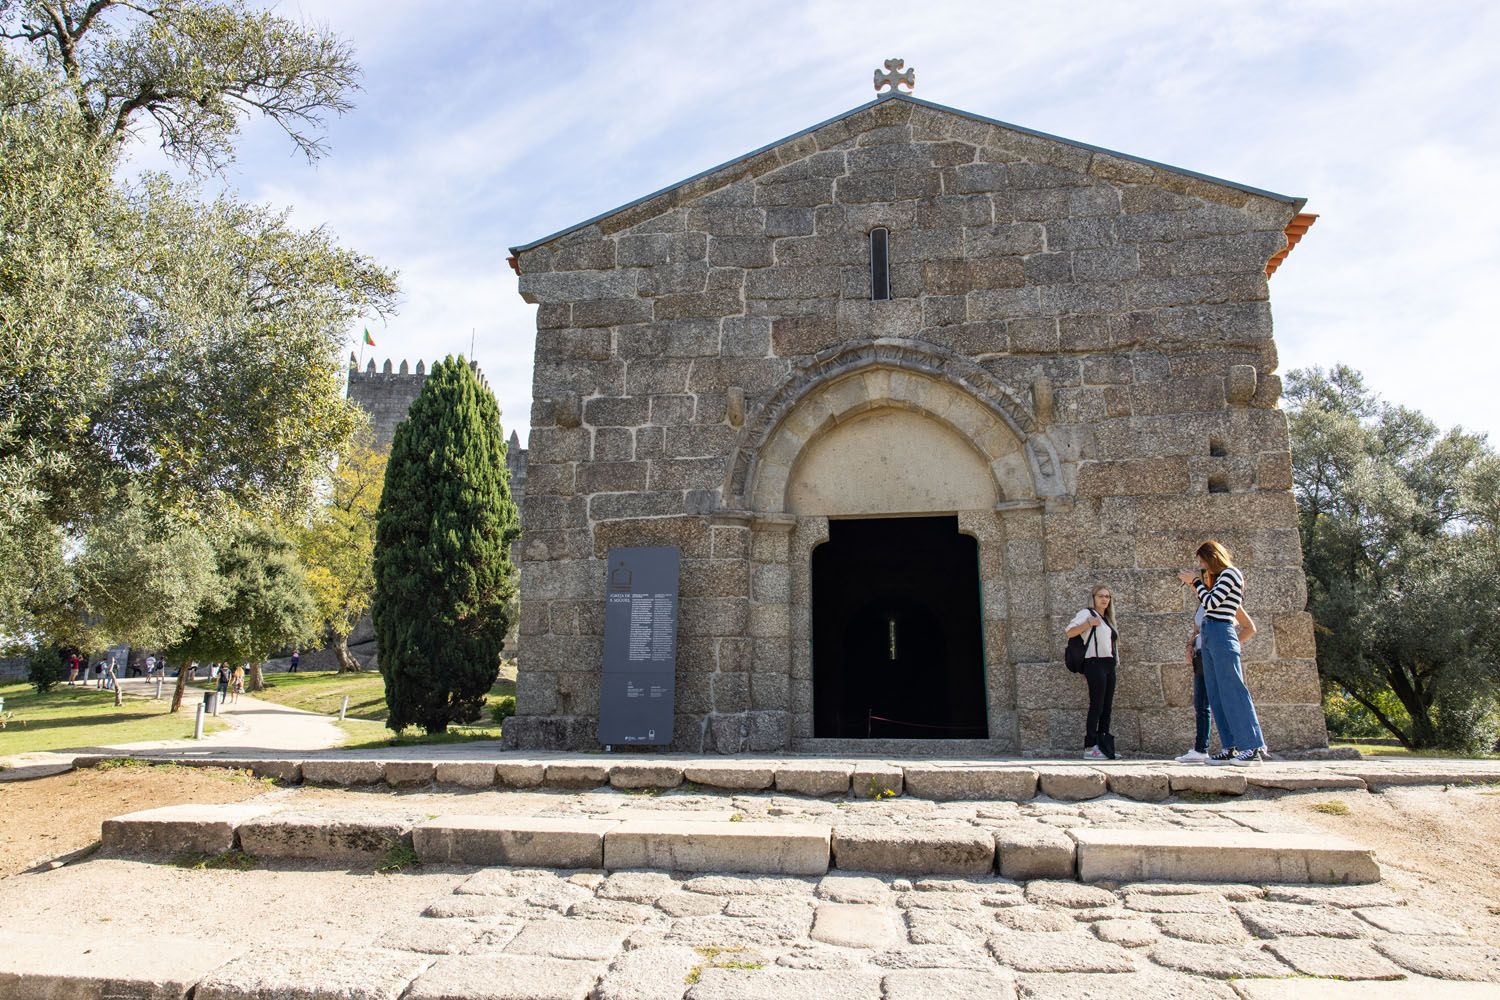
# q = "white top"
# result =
<box><xmin>1067</xmin><ymin>608</ymin><xmax>1115</xmax><ymax>659</ymax></box>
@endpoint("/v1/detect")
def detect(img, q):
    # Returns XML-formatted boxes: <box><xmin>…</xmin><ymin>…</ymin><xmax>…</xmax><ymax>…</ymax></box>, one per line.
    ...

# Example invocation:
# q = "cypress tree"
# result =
<box><xmin>372</xmin><ymin>356</ymin><xmax>519</xmax><ymax>733</ymax></box>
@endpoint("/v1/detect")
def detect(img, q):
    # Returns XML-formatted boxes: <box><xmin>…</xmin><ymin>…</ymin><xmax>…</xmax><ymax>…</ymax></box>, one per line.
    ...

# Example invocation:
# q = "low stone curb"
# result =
<box><xmin>72</xmin><ymin>752</ymin><xmax>1500</xmax><ymax>806</ymax></box>
<box><xmin>99</xmin><ymin>806</ymin><xmax>1382</xmax><ymax>884</ymax></box>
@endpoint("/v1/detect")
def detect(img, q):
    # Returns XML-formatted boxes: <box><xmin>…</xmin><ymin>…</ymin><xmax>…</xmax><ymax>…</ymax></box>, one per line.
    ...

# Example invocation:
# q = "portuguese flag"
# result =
<box><xmin>363</xmin><ymin>328</ymin><xmax>376</xmax><ymax>347</ymax></box>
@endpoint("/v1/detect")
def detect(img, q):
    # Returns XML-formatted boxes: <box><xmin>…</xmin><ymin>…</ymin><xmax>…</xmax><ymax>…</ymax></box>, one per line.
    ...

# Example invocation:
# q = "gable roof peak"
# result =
<box><xmin>510</xmin><ymin>92</ymin><xmax>1303</xmax><ymax>257</ymax></box>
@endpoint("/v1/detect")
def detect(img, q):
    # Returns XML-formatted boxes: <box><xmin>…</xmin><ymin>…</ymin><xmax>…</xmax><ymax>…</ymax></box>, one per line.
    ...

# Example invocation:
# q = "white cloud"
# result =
<box><xmin>122</xmin><ymin>0</ymin><xmax>1500</xmax><ymax>446</ymax></box>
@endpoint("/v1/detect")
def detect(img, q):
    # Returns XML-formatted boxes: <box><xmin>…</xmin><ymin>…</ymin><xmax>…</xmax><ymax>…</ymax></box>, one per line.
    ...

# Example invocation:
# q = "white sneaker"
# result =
<box><xmin>1175</xmin><ymin>749</ymin><xmax>1210</xmax><ymax>764</ymax></box>
<box><xmin>1083</xmin><ymin>746</ymin><xmax>1107</xmax><ymax>760</ymax></box>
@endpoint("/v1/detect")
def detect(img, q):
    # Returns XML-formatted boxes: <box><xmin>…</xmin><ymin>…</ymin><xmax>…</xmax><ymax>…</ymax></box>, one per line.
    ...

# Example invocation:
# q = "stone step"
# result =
<box><xmin>602</xmin><ymin>819</ymin><xmax>830</xmax><ymax>875</ymax></box>
<box><xmin>100</xmin><ymin>804</ymin><xmax>1384</xmax><ymax>887</ymax></box>
<box><xmin>413</xmin><ymin>815</ymin><xmax>617</xmax><ymax>868</ymax></box>
<box><xmin>101</xmin><ymin>803</ymin><xmax>276</xmax><ymax>856</ymax></box>
<box><xmin>1070</xmin><ymin>828</ymin><xmax>1381</xmax><ymax>884</ymax></box>
<box><xmin>237</xmin><ymin>811</ymin><xmax>418</xmax><ymax>861</ymax></box>
<box><xmin>79</xmin><ymin>751</ymin><xmax>1500</xmax><ymax>802</ymax></box>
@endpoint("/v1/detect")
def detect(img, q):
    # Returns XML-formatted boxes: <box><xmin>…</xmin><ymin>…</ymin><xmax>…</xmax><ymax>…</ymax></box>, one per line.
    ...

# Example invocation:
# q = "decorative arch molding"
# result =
<box><xmin>723</xmin><ymin>338</ymin><xmax>1063</xmax><ymax>513</ymax></box>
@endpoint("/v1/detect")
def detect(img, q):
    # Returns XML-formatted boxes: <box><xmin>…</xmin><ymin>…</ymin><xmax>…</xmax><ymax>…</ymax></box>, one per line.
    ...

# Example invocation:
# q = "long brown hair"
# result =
<box><xmin>1196</xmin><ymin>540</ymin><xmax>1234</xmax><ymax>585</ymax></box>
<box><xmin>1090</xmin><ymin>584</ymin><xmax>1116</xmax><ymax>629</ymax></box>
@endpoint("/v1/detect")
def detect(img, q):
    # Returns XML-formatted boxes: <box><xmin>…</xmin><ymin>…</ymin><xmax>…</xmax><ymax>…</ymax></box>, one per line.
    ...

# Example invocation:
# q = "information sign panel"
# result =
<box><xmin>598</xmin><ymin>545</ymin><xmax>679</xmax><ymax>746</ymax></box>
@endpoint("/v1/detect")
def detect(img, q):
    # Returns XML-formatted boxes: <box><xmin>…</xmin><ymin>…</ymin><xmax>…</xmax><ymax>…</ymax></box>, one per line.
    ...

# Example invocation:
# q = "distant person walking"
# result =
<box><xmin>1178</xmin><ymin>541</ymin><xmax>1267</xmax><ymax>766</ymax></box>
<box><xmin>1065</xmin><ymin>585</ymin><xmax>1119</xmax><ymax>760</ymax></box>
<box><xmin>288</xmin><ymin>650</ymin><xmax>300</xmax><ymax>673</ymax></box>
<box><xmin>229</xmin><ymin>664</ymin><xmax>245</xmax><ymax>705</ymax></box>
<box><xmin>215</xmin><ymin>663</ymin><xmax>230</xmax><ymax>705</ymax></box>
<box><xmin>144</xmin><ymin>654</ymin><xmax>156</xmax><ymax>679</ymax></box>
<box><xmin>66</xmin><ymin>653</ymin><xmax>81</xmax><ymax>686</ymax></box>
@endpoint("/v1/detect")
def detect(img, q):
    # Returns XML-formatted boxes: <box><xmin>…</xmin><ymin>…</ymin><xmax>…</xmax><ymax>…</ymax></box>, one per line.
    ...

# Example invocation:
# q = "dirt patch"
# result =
<box><xmin>1286</xmin><ymin>784</ymin><xmax>1500</xmax><ymax>945</ymax></box>
<box><xmin>0</xmin><ymin>764</ymin><xmax>273</xmax><ymax>877</ymax></box>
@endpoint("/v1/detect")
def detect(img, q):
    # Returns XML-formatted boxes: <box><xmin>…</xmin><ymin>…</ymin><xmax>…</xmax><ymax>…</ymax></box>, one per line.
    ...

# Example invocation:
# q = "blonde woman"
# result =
<box><xmin>1177</xmin><ymin>541</ymin><xmax>1267</xmax><ymax>766</ymax></box>
<box><xmin>1065</xmin><ymin>584</ymin><xmax>1118</xmax><ymax>760</ymax></box>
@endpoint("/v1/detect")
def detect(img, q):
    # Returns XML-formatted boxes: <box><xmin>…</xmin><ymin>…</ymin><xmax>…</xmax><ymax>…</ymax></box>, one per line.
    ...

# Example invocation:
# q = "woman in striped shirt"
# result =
<box><xmin>1177</xmin><ymin>540</ymin><xmax>1267</xmax><ymax>766</ymax></box>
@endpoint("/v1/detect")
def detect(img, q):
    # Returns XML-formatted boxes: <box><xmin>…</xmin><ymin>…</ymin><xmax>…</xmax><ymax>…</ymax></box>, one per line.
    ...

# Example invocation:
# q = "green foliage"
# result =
<box><xmin>172</xmin><ymin>849</ymin><xmax>257</xmax><ymax>871</ymax></box>
<box><xmin>375</xmin><ymin>840</ymin><xmax>420</xmax><ymax>873</ymax></box>
<box><xmin>1323</xmin><ymin>687</ymin><xmax>1409</xmax><ymax>740</ymax></box>
<box><xmin>3</xmin><ymin>0</ymin><xmax>360</xmax><ymax>172</ymax></box>
<box><xmin>489</xmin><ymin>694</ymin><xmax>517</xmax><ymax>727</ymax></box>
<box><xmin>74</xmin><ymin>497</ymin><xmax>219</xmax><ymax>651</ymax></box>
<box><xmin>292</xmin><ymin>432</ymin><xmax>386</xmax><ymax>670</ymax></box>
<box><xmin>1311</xmin><ymin>800</ymin><xmax>1351</xmax><ymax>816</ymax></box>
<box><xmin>172</xmin><ymin>521</ymin><xmax>318</xmax><ymax>666</ymax></box>
<box><xmin>373</xmin><ymin>357</ymin><xmax>519</xmax><ymax>735</ymax></box>
<box><xmin>0</xmin><ymin>18</ymin><xmax>395</xmax><ymax>649</ymax></box>
<box><xmin>1288</xmin><ymin>366</ymin><xmax>1500</xmax><ymax>751</ymax></box>
<box><xmin>27</xmin><ymin>645</ymin><xmax>64</xmax><ymax>694</ymax></box>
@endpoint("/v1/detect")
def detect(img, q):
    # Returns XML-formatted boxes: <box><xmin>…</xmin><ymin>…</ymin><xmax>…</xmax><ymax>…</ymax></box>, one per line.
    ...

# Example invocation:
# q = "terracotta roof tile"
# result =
<box><xmin>1266</xmin><ymin>212</ymin><xmax>1318</xmax><ymax>277</ymax></box>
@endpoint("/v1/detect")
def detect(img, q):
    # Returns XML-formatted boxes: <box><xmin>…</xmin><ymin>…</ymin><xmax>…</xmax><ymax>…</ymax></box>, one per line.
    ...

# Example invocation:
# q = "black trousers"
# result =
<box><xmin>1082</xmin><ymin>657</ymin><xmax>1116</xmax><ymax>748</ymax></box>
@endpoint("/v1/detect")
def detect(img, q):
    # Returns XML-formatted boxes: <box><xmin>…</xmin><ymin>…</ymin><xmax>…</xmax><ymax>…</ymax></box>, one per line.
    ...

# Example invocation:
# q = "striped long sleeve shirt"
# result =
<box><xmin>1193</xmin><ymin>565</ymin><xmax>1245</xmax><ymax>623</ymax></box>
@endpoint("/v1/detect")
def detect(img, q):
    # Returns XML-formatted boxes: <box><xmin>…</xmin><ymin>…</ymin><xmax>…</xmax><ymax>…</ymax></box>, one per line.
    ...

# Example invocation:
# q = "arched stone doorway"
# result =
<box><xmin>726</xmin><ymin>340</ymin><xmax>1059</xmax><ymax>752</ymax></box>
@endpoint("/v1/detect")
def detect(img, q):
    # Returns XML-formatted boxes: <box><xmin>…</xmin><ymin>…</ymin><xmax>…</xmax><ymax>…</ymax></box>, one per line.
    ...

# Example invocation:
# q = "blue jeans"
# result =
<box><xmin>1200</xmin><ymin>618</ymin><xmax>1265</xmax><ymax>751</ymax></box>
<box><xmin>1192</xmin><ymin>656</ymin><xmax>1211</xmax><ymax>753</ymax></box>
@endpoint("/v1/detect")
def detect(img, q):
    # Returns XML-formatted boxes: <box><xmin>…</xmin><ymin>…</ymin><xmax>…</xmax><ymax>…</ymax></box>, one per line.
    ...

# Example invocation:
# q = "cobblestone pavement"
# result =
<box><xmin>2</xmin><ymin>854</ymin><xmax>1497</xmax><ymax>998</ymax></box>
<box><xmin>4</xmin><ymin>786</ymin><xmax>1500</xmax><ymax>997</ymax></box>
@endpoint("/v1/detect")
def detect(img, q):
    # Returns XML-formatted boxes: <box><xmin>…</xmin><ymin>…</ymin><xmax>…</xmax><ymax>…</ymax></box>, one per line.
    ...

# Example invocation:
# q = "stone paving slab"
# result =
<box><xmin>1233</xmin><ymin>979</ymin><xmax>1500</xmax><ymax>999</ymax></box>
<box><xmin>0</xmin><ymin>930</ymin><xmax>236</xmax><ymax>1000</ymax></box>
<box><xmin>406</xmin><ymin>954</ymin><xmax>604</xmax><ymax>1000</ymax></box>
<box><xmin>195</xmin><ymin>946</ymin><xmax>433</xmax><ymax>1000</ymax></box>
<box><xmin>1072</xmin><ymin>829</ymin><xmax>1380</xmax><ymax>884</ymax></box>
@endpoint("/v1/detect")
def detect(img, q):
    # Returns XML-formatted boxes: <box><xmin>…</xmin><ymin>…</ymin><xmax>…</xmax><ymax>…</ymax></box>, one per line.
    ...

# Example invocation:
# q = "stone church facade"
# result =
<box><xmin>502</xmin><ymin>91</ymin><xmax>1325</xmax><ymax>755</ymax></box>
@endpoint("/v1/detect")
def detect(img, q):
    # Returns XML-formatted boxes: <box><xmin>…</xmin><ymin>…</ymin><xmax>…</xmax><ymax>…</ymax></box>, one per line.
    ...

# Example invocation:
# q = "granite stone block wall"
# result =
<box><xmin>503</xmin><ymin>94</ymin><xmax>1324</xmax><ymax>755</ymax></box>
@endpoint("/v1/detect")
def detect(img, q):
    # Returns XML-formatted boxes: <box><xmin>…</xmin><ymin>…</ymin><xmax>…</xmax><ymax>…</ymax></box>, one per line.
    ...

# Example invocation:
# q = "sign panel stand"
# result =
<box><xmin>598</xmin><ymin>546</ymin><xmax>679</xmax><ymax>747</ymax></box>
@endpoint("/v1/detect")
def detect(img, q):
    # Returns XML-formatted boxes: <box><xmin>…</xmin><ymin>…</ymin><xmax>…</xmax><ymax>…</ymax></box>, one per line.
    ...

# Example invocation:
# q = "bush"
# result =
<box><xmin>489</xmin><ymin>694</ymin><xmax>516</xmax><ymax>727</ymax></box>
<box><xmin>1323</xmin><ymin>687</ymin><xmax>1408</xmax><ymax>740</ymax></box>
<box><xmin>27</xmin><ymin>646</ymin><xmax>66</xmax><ymax>694</ymax></box>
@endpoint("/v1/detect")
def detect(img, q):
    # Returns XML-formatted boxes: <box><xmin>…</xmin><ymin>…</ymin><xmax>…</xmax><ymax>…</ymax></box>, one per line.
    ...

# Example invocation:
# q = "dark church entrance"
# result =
<box><xmin>811</xmin><ymin>516</ymin><xmax>988</xmax><ymax>739</ymax></box>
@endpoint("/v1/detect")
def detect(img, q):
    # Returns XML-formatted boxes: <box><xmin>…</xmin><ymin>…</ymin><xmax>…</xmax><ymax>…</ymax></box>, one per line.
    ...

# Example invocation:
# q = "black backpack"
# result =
<box><xmin>1065</xmin><ymin>616</ymin><xmax>1098</xmax><ymax>674</ymax></box>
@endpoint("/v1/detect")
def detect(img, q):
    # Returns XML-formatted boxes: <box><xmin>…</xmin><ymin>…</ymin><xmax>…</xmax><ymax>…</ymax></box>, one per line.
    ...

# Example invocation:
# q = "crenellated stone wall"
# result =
<box><xmin>503</xmin><ymin>93</ymin><xmax>1324</xmax><ymax>756</ymax></box>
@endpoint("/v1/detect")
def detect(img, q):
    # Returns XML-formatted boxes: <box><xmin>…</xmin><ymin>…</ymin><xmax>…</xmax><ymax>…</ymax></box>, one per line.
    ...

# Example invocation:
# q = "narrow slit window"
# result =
<box><xmin>870</xmin><ymin>227</ymin><xmax>891</xmax><ymax>300</ymax></box>
<box><xmin>887</xmin><ymin>616</ymin><xmax>898</xmax><ymax>661</ymax></box>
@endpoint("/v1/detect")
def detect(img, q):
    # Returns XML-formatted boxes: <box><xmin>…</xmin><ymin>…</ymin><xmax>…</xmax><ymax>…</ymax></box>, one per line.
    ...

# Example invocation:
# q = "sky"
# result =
<box><xmin>125</xmin><ymin>1</ymin><xmax>1500</xmax><ymax>447</ymax></box>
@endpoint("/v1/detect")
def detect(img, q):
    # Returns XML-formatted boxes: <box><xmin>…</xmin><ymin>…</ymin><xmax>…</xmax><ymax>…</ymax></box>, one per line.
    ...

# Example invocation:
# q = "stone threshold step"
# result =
<box><xmin>1071</xmin><ymin>828</ymin><xmax>1381</xmax><ymax>884</ymax></box>
<box><xmin>101</xmin><ymin>807</ymin><xmax>1381</xmax><ymax>884</ymax></box>
<box><xmin>70</xmin><ymin>753</ymin><xmax>1472</xmax><ymax>801</ymax></box>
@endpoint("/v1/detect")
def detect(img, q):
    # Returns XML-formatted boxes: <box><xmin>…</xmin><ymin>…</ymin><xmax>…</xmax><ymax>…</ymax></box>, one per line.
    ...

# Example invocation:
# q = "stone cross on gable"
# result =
<box><xmin>873</xmin><ymin>58</ymin><xmax>915</xmax><ymax>95</ymax></box>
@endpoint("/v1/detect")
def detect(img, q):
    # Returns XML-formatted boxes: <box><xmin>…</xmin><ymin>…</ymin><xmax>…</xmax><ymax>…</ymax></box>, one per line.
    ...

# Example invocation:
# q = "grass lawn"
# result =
<box><xmin>226</xmin><ymin>664</ymin><xmax>515</xmax><ymax>749</ymax></box>
<box><xmin>335</xmin><ymin>718</ymin><xmax>505</xmax><ymax>750</ymax></box>
<box><xmin>1330</xmin><ymin>741</ymin><xmax>1500</xmax><ymax>760</ymax></box>
<box><xmin>0</xmin><ymin>682</ymin><xmax>227</xmax><ymax>756</ymax></box>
